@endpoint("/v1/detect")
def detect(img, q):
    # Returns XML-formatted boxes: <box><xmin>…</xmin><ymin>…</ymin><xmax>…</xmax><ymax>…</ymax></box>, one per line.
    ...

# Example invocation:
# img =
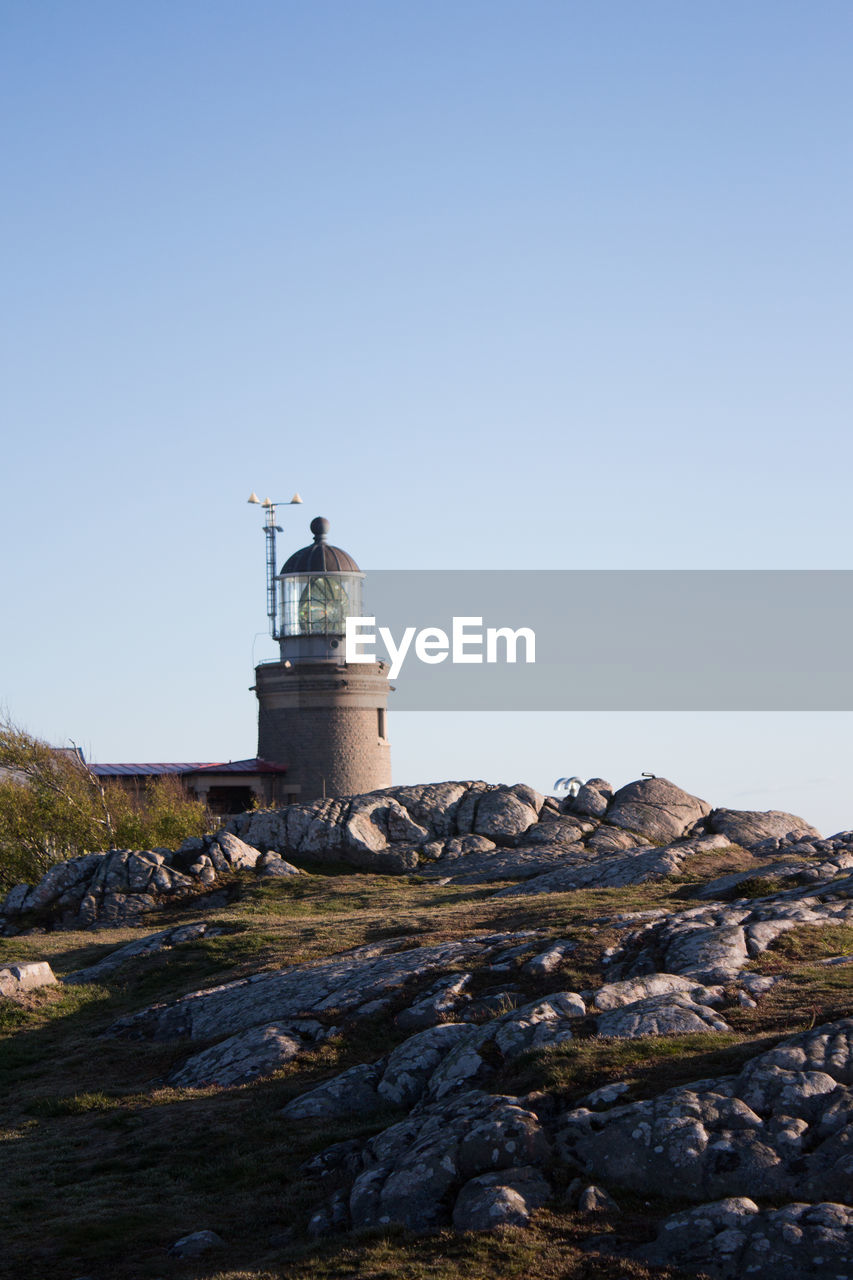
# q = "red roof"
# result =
<box><xmin>90</xmin><ymin>758</ymin><xmax>288</xmax><ymax>777</ymax></box>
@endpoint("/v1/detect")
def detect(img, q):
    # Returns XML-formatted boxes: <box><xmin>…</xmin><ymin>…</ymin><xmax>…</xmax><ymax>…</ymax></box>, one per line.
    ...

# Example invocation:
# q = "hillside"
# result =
<box><xmin>1</xmin><ymin>776</ymin><xmax>852</xmax><ymax>1280</ymax></box>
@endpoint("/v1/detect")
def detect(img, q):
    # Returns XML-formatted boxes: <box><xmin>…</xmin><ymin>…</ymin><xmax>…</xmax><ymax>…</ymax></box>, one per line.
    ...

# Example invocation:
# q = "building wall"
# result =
<box><xmin>255</xmin><ymin>661</ymin><xmax>391</xmax><ymax>800</ymax></box>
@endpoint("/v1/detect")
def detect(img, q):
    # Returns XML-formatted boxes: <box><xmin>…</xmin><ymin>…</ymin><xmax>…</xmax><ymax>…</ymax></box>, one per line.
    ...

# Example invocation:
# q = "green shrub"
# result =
<box><xmin>0</xmin><ymin>718</ymin><xmax>213</xmax><ymax>890</ymax></box>
<box><xmin>105</xmin><ymin>774</ymin><xmax>210</xmax><ymax>851</ymax></box>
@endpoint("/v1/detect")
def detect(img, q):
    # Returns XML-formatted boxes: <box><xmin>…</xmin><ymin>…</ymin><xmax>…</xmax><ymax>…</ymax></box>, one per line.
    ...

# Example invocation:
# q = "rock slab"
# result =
<box><xmin>0</xmin><ymin>960</ymin><xmax>57</xmax><ymax>998</ymax></box>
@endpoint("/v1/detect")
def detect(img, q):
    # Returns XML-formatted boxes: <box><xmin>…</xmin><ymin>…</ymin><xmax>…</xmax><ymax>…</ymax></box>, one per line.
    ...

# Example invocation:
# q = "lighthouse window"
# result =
<box><xmin>298</xmin><ymin>576</ymin><xmax>349</xmax><ymax>634</ymax></box>
<box><xmin>378</xmin><ymin>708</ymin><xmax>386</xmax><ymax>740</ymax></box>
<box><xmin>279</xmin><ymin>571</ymin><xmax>363</xmax><ymax>637</ymax></box>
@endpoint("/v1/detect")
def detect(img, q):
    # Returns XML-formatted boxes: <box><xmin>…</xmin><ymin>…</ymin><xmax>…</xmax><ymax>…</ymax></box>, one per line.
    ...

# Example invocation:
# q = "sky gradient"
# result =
<box><xmin>3</xmin><ymin>3</ymin><xmax>851</xmax><ymax>831</ymax></box>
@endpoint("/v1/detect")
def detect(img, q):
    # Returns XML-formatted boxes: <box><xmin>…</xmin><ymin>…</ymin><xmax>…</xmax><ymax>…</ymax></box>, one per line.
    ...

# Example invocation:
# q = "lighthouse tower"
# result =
<box><xmin>253</xmin><ymin>514</ymin><xmax>391</xmax><ymax>801</ymax></box>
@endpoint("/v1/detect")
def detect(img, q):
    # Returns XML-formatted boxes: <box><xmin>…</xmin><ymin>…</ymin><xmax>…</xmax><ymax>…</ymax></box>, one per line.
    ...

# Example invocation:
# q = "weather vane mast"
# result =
<box><xmin>247</xmin><ymin>490</ymin><xmax>303</xmax><ymax>638</ymax></box>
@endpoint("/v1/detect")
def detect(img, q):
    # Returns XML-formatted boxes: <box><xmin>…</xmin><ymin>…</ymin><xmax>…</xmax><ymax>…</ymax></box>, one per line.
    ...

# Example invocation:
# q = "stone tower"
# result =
<box><xmin>254</xmin><ymin>516</ymin><xmax>391</xmax><ymax>801</ymax></box>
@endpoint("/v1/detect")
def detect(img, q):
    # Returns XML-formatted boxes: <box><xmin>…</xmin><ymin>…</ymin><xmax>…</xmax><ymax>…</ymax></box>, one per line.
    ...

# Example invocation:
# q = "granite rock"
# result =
<box><xmin>594</xmin><ymin>991</ymin><xmax>731</xmax><ymax>1038</ymax></box>
<box><xmin>64</xmin><ymin>921</ymin><xmax>221</xmax><ymax>984</ymax></box>
<box><xmin>170</xmin><ymin>1019</ymin><xmax>328</xmax><ymax>1089</ymax></box>
<box><xmin>605</xmin><ymin>777</ymin><xmax>711</xmax><ymax>844</ymax></box>
<box><xmin>557</xmin><ymin>1017</ymin><xmax>853</xmax><ymax>1204</ymax></box>
<box><xmin>709</xmin><ymin>808</ymin><xmax>822</xmax><ymax>848</ymax></box>
<box><xmin>452</xmin><ymin>1165</ymin><xmax>551</xmax><ymax>1230</ymax></box>
<box><xmin>348</xmin><ymin>1090</ymin><xmax>551</xmax><ymax>1230</ymax></box>
<box><xmin>634</xmin><ymin>1197</ymin><xmax>853</xmax><ymax>1280</ymax></box>
<box><xmin>107</xmin><ymin>933</ymin><xmax>552</xmax><ymax>1044</ymax></box>
<box><xmin>0</xmin><ymin>960</ymin><xmax>57</xmax><ymax>998</ymax></box>
<box><xmin>567</xmin><ymin>778</ymin><xmax>613</xmax><ymax>820</ymax></box>
<box><xmin>499</xmin><ymin>834</ymin><xmax>732</xmax><ymax>897</ymax></box>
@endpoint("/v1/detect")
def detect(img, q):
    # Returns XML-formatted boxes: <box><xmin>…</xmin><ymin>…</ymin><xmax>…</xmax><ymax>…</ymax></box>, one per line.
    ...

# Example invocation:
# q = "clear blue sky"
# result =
<box><xmin>2</xmin><ymin>3</ymin><xmax>852</xmax><ymax>831</ymax></box>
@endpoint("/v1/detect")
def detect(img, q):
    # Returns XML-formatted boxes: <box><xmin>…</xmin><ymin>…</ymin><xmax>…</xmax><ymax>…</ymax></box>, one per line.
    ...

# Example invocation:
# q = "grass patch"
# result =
<box><xmin>765</xmin><ymin>923</ymin><xmax>853</xmax><ymax>962</ymax></box>
<box><xmin>26</xmin><ymin>1089</ymin><xmax>120</xmax><ymax>1117</ymax></box>
<box><xmin>496</xmin><ymin>1030</ymin><xmax>771</xmax><ymax>1104</ymax></box>
<box><xmin>727</xmin><ymin>875</ymin><xmax>795</xmax><ymax>899</ymax></box>
<box><xmin>0</xmin><ymin>1001</ymin><xmax>30</xmax><ymax>1032</ymax></box>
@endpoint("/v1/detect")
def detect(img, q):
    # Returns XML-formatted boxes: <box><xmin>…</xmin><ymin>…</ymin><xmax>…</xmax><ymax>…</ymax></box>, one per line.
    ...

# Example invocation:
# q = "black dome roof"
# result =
<box><xmin>280</xmin><ymin>517</ymin><xmax>361</xmax><ymax>574</ymax></box>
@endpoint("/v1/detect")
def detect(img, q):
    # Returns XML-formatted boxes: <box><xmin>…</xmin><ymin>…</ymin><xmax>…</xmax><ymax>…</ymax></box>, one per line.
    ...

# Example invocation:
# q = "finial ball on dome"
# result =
<box><xmin>280</xmin><ymin>518</ymin><xmax>360</xmax><ymax>574</ymax></box>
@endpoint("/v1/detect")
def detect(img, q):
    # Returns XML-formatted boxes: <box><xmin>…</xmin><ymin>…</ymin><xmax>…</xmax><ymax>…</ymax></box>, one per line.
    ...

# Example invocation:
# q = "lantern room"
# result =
<box><xmin>275</xmin><ymin>516</ymin><xmax>364</xmax><ymax>662</ymax></box>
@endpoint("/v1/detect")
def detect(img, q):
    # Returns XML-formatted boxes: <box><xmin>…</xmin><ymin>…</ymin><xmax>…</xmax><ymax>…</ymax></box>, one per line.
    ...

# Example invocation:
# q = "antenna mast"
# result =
<box><xmin>248</xmin><ymin>490</ymin><xmax>303</xmax><ymax>640</ymax></box>
<box><xmin>263</xmin><ymin>501</ymin><xmax>283</xmax><ymax>637</ymax></box>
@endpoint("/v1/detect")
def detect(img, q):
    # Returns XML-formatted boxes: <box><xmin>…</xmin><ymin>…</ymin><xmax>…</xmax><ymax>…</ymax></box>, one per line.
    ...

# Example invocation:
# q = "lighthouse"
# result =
<box><xmin>251</xmin><ymin>506</ymin><xmax>391</xmax><ymax>801</ymax></box>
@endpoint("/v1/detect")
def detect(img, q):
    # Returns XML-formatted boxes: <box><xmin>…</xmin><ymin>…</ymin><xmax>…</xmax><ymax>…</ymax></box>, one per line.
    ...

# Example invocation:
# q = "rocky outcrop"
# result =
<box><xmin>425</xmin><ymin>993</ymin><xmax>585</xmax><ymax>1101</ymax></box>
<box><xmin>604</xmin><ymin>865</ymin><xmax>853</xmax><ymax>984</ymax></box>
<box><xmin>227</xmin><ymin>776</ymin><xmax>721</xmax><ymax>881</ymax></box>
<box><xmin>105</xmin><ymin>919</ymin><xmax>760</xmax><ymax>1099</ymax></box>
<box><xmin>602</xmin><ymin>777</ymin><xmax>711</xmax><ymax>843</ymax></box>
<box><xmin>709</xmin><ymin>807</ymin><xmax>822</xmax><ymax>847</ymax></box>
<box><xmin>281</xmin><ymin>1023</ymin><xmax>474</xmax><ymax>1119</ymax></box>
<box><xmin>169</xmin><ymin>1020</ymin><xmax>329</xmax><ymax>1089</ymax></box>
<box><xmin>281</xmin><ymin>998</ymin><xmax>853</xmax><ymax>1239</ymax></box>
<box><xmin>287</xmin><ymin>1009</ymin><xmax>853</xmax><ymax>1236</ymax></box>
<box><xmin>9</xmin><ymin>771</ymin><xmax>853</xmax><ymax>1265</ymax></box>
<box><xmin>587</xmin><ymin>973</ymin><xmax>725</xmax><ymax>1011</ymax></box>
<box><xmin>106</xmin><ymin>932</ymin><xmax>562</xmax><ymax>1047</ymax></box>
<box><xmin>394</xmin><ymin>972</ymin><xmax>473</xmax><ymax>1030</ymax></box>
<box><xmin>227</xmin><ymin>783</ymin><xmax>545</xmax><ymax>874</ymax></box>
<box><xmin>3</xmin><ymin>776</ymin><xmax>838</xmax><ymax>933</ymax></box>
<box><xmin>452</xmin><ymin>1165</ymin><xmax>551</xmax><ymax>1230</ymax></box>
<box><xmin>0</xmin><ymin>848</ymin><xmax>197</xmax><ymax>930</ymax></box>
<box><xmin>593</xmin><ymin>991</ymin><xmax>730</xmax><ymax>1037</ymax></box>
<box><xmin>497</xmin><ymin>833</ymin><xmax>734</xmax><ymax>896</ymax></box>
<box><xmin>567</xmin><ymin>778</ymin><xmax>613</xmax><ymax>819</ymax></box>
<box><xmin>238</xmin><ymin>822</ymin><xmax>853</xmax><ymax>1241</ymax></box>
<box><xmin>64</xmin><ymin>921</ymin><xmax>223</xmax><ymax>984</ymax></box>
<box><xmin>0</xmin><ymin>830</ymin><xmax>300</xmax><ymax>933</ymax></box>
<box><xmin>81</xmin><ymin>790</ymin><xmax>852</xmax><ymax>1113</ymax></box>
<box><xmin>557</xmin><ymin>1018</ymin><xmax>853</xmax><ymax>1203</ymax></box>
<box><xmin>227</xmin><ymin>775</ymin><xmax>833</xmax><ymax>889</ymax></box>
<box><xmin>346</xmin><ymin>1090</ymin><xmax>551</xmax><ymax>1230</ymax></box>
<box><xmin>425</xmin><ymin>841</ymin><xmax>588</xmax><ymax>885</ymax></box>
<box><xmin>632</xmin><ymin>1198</ymin><xmax>853</xmax><ymax>1280</ymax></box>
